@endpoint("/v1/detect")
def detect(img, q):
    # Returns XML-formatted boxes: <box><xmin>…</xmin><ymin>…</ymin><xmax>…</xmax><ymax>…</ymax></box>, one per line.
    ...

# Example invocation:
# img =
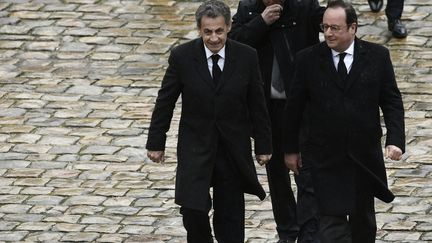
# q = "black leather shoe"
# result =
<box><xmin>367</xmin><ymin>0</ymin><xmax>383</xmax><ymax>12</ymax></box>
<box><xmin>388</xmin><ymin>19</ymin><xmax>408</xmax><ymax>38</ymax></box>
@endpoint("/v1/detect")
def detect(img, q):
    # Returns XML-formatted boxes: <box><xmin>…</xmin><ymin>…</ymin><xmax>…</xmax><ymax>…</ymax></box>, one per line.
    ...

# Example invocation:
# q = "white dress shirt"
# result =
<box><xmin>204</xmin><ymin>44</ymin><xmax>225</xmax><ymax>76</ymax></box>
<box><xmin>331</xmin><ymin>40</ymin><xmax>355</xmax><ymax>73</ymax></box>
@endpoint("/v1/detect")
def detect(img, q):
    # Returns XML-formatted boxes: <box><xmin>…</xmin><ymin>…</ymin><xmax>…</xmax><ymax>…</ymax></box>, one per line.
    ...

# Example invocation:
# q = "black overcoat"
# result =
<box><xmin>146</xmin><ymin>38</ymin><xmax>273</xmax><ymax>211</ymax></box>
<box><xmin>284</xmin><ymin>39</ymin><xmax>405</xmax><ymax>215</ymax></box>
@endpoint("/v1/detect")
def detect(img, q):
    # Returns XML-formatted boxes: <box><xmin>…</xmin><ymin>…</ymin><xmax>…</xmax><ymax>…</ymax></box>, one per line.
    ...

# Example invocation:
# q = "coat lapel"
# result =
<box><xmin>216</xmin><ymin>39</ymin><xmax>236</xmax><ymax>92</ymax></box>
<box><xmin>345</xmin><ymin>38</ymin><xmax>368</xmax><ymax>92</ymax></box>
<box><xmin>193</xmin><ymin>38</ymin><xmax>215</xmax><ymax>89</ymax></box>
<box><xmin>319</xmin><ymin>43</ymin><xmax>344</xmax><ymax>91</ymax></box>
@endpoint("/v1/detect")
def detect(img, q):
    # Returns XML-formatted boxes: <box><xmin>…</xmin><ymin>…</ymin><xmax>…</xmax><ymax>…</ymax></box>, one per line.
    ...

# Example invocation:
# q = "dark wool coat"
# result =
<box><xmin>146</xmin><ymin>38</ymin><xmax>273</xmax><ymax>211</ymax></box>
<box><xmin>284</xmin><ymin>39</ymin><xmax>405</xmax><ymax>214</ymax></box>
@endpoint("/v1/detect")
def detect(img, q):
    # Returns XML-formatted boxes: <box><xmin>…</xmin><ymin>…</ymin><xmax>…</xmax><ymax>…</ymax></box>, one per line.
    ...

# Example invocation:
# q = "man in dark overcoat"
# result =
<box><xmin>229</xmin><ymin>0</ymin><xmax>324</xmax><ymax>242</ymax></box>
<box><xmin>146</xmin><ymin>1</ymin><xmax>272</xmax><ymax>242</ymax></box>
<box><xmin>284</xmin><ymin>1</ymin><xmax>405</xmax><ymax>242</ymax></box>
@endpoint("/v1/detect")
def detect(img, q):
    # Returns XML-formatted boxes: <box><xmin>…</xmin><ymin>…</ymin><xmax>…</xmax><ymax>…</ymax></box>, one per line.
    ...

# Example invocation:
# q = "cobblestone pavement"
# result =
<box><xmin>0</xmin><ymin>0</ymin><xmax>431</xmax><ymax>242</ymax></box>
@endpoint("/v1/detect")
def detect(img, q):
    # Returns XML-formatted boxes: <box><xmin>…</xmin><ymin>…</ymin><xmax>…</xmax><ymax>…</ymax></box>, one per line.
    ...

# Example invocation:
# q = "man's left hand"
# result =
<box><xmin>256</xmin><ymin>154</ymin><xmax>272</xmax><ymax>166</ymax></box>
<box><xmin>385</xmin><ymin>145</ymin><xmax>403</xmax><ymax>161</ymax></box>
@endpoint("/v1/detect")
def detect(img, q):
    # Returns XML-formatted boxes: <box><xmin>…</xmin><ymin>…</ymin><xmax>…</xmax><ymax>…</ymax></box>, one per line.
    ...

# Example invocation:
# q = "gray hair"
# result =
<box><xmin>195</xmin><ymin>0</ymin><xmax>231</xmax><ymax>28</ymax></box>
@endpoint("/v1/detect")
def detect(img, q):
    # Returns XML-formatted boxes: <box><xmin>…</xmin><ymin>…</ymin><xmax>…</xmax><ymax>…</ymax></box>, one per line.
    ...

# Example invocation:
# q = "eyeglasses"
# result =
<box><xmin>320</xmin><ymin>23</ymin><xmax>349</xmax><ymax>32</ymax></box>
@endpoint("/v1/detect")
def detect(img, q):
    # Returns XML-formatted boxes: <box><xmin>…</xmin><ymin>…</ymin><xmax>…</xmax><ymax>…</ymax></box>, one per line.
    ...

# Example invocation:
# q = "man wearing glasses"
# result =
<box><xmin>229</xmin><ymin>0</ymin><xmax>324</xmax><ymax>242</ymax></box>
<box><xmin>284</xmin><ymin>0</ymin><xmax>405</xmax><ymax>242</ymax></box>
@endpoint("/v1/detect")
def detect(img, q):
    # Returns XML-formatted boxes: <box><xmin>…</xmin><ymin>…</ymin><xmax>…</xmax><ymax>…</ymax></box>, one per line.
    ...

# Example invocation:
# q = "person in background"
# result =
<box><xmin>284</xmin><ymin>0</ymin><xmax>405</xmax><ymax>242</ymax></box>
<box><xmin>146</xmin><ymin>0</ymin><xmax>272</xmax><ymax>242</ymax></box>
<box><xmin>367</xmin><ymin>0</ymin><xmax>407</xmax><ymax>38</ymax></box>
<box><xmin>229</xmin><ymin>0</ymin><xmax>324</xmax><ymax>242</ymax></box>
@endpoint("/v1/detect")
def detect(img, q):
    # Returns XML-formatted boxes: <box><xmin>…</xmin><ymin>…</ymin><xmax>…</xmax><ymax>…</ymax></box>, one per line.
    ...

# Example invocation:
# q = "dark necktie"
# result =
<box><xmin>338</xmin><ymin>52</ymin><xmax>347</xmax><ymax>81</ymax></box>
<box><xmin>211</xmin><ymin>54</ymin><xmax>221</xmax><ymax>85</ymax></box>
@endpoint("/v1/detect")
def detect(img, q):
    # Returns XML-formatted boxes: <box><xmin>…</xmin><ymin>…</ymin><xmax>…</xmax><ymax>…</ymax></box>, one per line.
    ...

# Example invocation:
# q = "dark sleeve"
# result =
<box><xmin>229</xmin><ymin>1</ymin><xmax>270</xmax><ymax>48</ymax></box>
<box><xmin>309</xmin><ymin>0</ymin><xmax>325</xmax><ymax>33</ymax></box>
<box><xmin>145</xmin><ymin>50</ymin><xmax>182</xmax><ymax>151</ymax></box>
<box><xmin>283</xmin><ymin>51</ymin><xmax>309</xmax><ymax>153</ymax></box>
<box><xmin>379</xmin><ymin>48</ymin><xmax>406</xmax><ymax>153</ymax></box>
<box><xmin>247</xmin><ymin>49</ymin><xmax>272</xmax><ymax>154</ymax></box>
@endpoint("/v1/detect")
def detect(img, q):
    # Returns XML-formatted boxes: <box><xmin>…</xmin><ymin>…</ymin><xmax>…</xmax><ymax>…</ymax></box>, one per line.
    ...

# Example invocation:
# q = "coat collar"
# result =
<box><xmin>192</xmin><ymin>38</ymin><xmax>237</xmax><ymax>91</ymax></box>
<box><xmin>345</xmin><ymin>38</ymin><xmax>368</xmax><ymax>91</ymax></box>
<box><xmin>319</xmin><ymin>38</ymin><xmax>368</xmax><ymax>92</ymax></box>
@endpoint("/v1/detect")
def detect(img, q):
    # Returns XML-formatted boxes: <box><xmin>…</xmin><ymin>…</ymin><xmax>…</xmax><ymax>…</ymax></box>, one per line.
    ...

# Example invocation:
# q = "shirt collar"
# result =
<box><xmin>331</xmin><ymin>40</ymin><xmax>355</xmax><ymax>57</ymax></box>
<box><xmin>204</xmin><ymin>44</ymin><xmax>226</xmax><ymax>60</ymax></box>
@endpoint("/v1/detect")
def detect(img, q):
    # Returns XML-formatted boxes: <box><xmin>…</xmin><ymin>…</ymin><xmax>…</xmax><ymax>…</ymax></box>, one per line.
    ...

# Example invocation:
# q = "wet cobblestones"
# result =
<box><xmin>0</xmin><ymin>0</ymin><xmax>431</xmax><ymax>242</ymax></box>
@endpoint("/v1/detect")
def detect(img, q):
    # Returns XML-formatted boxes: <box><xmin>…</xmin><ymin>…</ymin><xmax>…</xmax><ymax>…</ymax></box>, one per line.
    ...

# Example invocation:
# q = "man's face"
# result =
<box><xmin>322</xmin><ymin>7</ymin><xmax>356</xmax><ymax>52</ymax></box>
<box><xmin>198</xmin><ymin>15</ymin><xmax>230</xmax><ymax>54</ymax></box>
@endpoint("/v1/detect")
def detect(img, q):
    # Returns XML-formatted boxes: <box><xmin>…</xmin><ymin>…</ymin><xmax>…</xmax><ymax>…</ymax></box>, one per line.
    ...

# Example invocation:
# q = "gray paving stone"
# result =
<box><xmin>7</xmin><ymin>134</ymin><xmax>41</xmax><ymax>144</ymax></box>
<box><xmin>61</xmin><ymin>232</ymin><xmax>99</xmax><ymax>242</ymax></box>
<box><xmin>30</xmin><ymin>205</ymin><xmax>67</xmax><ymax>215</ymax></box>
<box><xmin>81</xmin><ymin>215</ymin><xmax>122</xmax><ymax>224</ymax></box>
<box><xmin>20</xmin><ymin>186</ymin><xmax>54</xmax><ymax>195</ymax></box>
<box><xmin>72</xmin><ymin>162</ymin><xmax>108</xmax><ymax>170</ymax></box>
<box><xmin>118</xmin><ymin>225</ymin><xmax>153</xmax><ymax>235</ymax></box>
<box><xmin>65</xmin><ymin>118</ymin><xmax>101</xmax><ymax>127</ymax></box>
<box><xmin>101</xmin><ymin>119</ymin><xmax>132</xmax><ymax>129</ymax></box>
<box><xmin>52</xmin><ymin>223</ymin><xmax>85</xmax><ymax>232</ymax></box>
<box><xmin>0</xmin><ymin>160</ymin><xmax>30</xmax><ymax>169</ymax></box>
<box><xmin>64</xmin><ymin>195</ymin><xmax>106</xmax><ymax>206</ymax></box>
<box><xmin>89</xmin><ymin>110</ymin><xmax>124</xmax><ymax>119</ymax></box>
<box><xmin>24</xmin><ymin>232</ymin><xmax>64</xmax><ymax>242</ymax></box>
<box><xmin>63</xmin><ymin>27</ymin><xmax>98</xmax><ymax>36</ymax></box>
<box><xmin>0</xmin><ymin>25</ymin><xmax>32</xmax><ymax>34</ymax></box>
<box><xmin>84</xmin><ymin>224</ymin><xmax>120</xmax><ymax>233</ymax></box>
<box><xmin>78</xmin><ymin>170</ymin><xmax>111</xmax><ymax>180</ymax></box>
<box><xmin>27</xmin><ymin>195</ymin><xmax>65</xmax><ymax>205</ymax></box>
<box><xmin>47</xmin><ymin>179</ymin><xmax>84</xmax><ymax>188</ymax></box>
<box><xmin>17</xmin><ymin>222</ymin><xmax>55</xmax><ymax>231</ymax></box>
<box><xmin>67</xmin><ymin>206</ymin><xmax>103</xmax><ymax>215</ymax></box>
<box><xmin>383</xmin><ymin>231</ymin><xmax>422</xmax><ymax>241</ymax></box>
<box><xmin>0</xmin><ymin>221</ymin><xmax>19</xmax><ymax>230</ymax></box>
<box><xmin>81</xmin><ymin>145</ymin><xmax>121</xmax><ymax>154</ymax></box>
<box><xmin>0</xmin><ymin>231</ymin><xmax>28</xmax><ymax>241</ymax></box>
<box><xmin>0</xmin><ymin>204</ymin><xmax>31</xmax><ymax>214</ymax></box>
<box><xmin>48</xmin><ymin>145</ymin><xmax>82</xmax><ymax>154</ymax></box>
<box><xmin>67</xmin><ymin>85</ymin><xmax>104</xmax><ymax>95</ymax></box>
<box><xmin>3</xmin><ymin>213</ymin><xmax>44</xmax><ymax>222</ymax></box>
<box><xmin>96</xmin><ymin>233</ymin><xmax>128</xmax><ymax>242</ymax></box>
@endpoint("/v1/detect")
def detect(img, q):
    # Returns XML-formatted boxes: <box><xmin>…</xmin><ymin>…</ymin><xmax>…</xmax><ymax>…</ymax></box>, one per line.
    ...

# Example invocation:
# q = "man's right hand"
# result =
<box><xmin>147</xmin><ymin>150</ymin><xmax>165</xmax><ymax>163</ymax></box>
<box><xmin>261</xmin><ymin>4</ymin><xmax>283</xmax><ymax>25</ymax></box>
<box><xmin>284</xmin><ymin>153</ymin><xmax>302</xmax><ymax>175</ymax></box>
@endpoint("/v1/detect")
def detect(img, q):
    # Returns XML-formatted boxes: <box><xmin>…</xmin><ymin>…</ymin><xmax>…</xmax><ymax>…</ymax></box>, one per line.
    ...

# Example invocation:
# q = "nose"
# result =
<box><xmin>323</xmin><ymin>28</ymin><xmax>333</xmax><ymax>36</ymax></box>
<box><xmin>210</xmin><ymin>32</ymin><xmax>218</xmax><ymax>42</ymax></box>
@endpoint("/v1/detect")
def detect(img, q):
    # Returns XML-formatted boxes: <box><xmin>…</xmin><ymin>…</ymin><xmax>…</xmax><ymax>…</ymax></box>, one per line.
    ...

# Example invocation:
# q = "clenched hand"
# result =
<box><xmin>147</xmin><ymin>150</ymin><xmax>165</xmax><ymax>163</ymax></box>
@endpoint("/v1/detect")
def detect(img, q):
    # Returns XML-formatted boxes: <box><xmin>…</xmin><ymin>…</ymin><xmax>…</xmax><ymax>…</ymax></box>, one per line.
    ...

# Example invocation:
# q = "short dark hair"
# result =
<box><xmin>327</xmin><ymin>0</ymin><xmax>358</xmax><ymax>27</ymax></box>
<box><xmin>195</xmin><ymin>0</ymin><xmax>231</xmax><ymax>28</ymax></box>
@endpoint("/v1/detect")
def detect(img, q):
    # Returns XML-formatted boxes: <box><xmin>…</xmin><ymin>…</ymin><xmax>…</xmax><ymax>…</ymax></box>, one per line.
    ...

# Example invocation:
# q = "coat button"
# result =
<box><xmin>293</xmin><ymin>21</ymin><xmax>296</xmax><ymax>26</ymax></box>
<box><xmin>249</xmin><ymin>12</ymin><xmax>252</xmax><ymax>15</ymax></box>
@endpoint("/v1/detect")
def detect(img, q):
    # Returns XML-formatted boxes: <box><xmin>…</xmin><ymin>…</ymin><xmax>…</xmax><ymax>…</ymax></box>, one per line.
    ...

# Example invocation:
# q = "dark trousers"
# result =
<box><xmin>386</xmin><ymin>0</ymin><xmax>404</xmax><ymax>20</ymax></box>
<box><xmin>318</xmin><ymin>172</ymin><xmax>377</xmax><ymax>243</ymax></box>
<box><xmin>180</xmin><ymin>143</ymin><xmax>245</xmax><ymax>243</ymax></box>
<box><xmin>267</xmin><ymin>99</ymin><xmax>318</xmax><ymax>242</ymax></box>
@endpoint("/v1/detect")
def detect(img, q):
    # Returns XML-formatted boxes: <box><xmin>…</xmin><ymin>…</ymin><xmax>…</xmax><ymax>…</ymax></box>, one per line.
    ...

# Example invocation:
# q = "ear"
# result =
<box><xmin>350</xmin><ymin>23</ymin><xmax>357</xmax><ymax>33</ymax></box>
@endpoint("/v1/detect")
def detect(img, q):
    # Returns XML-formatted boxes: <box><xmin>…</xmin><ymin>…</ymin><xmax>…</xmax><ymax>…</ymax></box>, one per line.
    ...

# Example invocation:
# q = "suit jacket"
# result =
<box><xmin>284</xmin><ymin>38</ymin><xmax>405</xmax><ymax>215</ymax></box>
<box><xmin>146</xmin><ymin>38</ymin><xmax>272</xmax><ymax>211</ymax></box>
<box><xmin>229</xmin><ymin>0</ymin><xmax>324</xmax><ymax>102</ymax></box>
